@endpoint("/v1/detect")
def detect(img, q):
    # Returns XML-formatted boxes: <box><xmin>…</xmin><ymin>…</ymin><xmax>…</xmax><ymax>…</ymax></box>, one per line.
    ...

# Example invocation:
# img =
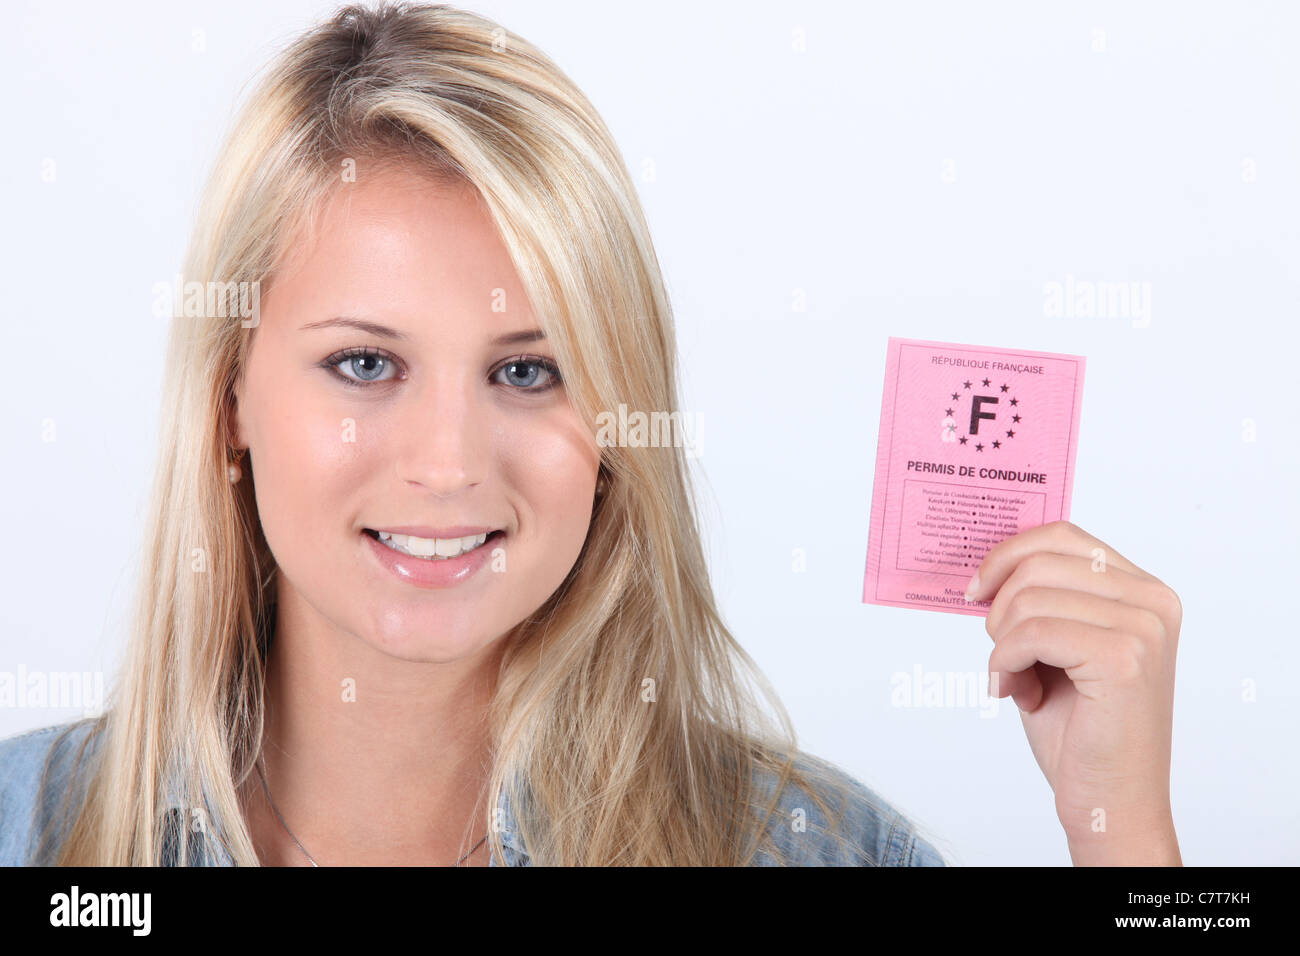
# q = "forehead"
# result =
<box><xmin>282</xmin><ymin>166</ymin><xmax>496</xmax><ymax>274</ymax></box>
<box><xmin>265</xmin><ymin>166</ymin><xmax>532</xmax><ymax>332</ymax></box>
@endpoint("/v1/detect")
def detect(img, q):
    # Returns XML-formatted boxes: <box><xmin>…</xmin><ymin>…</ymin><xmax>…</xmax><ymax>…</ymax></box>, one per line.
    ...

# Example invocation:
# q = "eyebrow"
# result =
<box><xmin>298</xmin><ymin>317</ymin><xmax>547</xmax><ymax>346</ymax></box>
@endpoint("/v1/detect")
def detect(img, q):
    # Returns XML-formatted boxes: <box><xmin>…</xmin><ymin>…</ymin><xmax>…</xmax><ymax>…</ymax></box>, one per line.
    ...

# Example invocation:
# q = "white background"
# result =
<box><xmin>2</xmin><ymin>0</ymin><xmax>1297</xmax><ymax>864</ymax></box>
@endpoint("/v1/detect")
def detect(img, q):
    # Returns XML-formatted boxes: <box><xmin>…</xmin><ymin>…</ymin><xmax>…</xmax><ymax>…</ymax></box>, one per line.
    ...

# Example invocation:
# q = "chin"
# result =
<box><xmin>362</xmin><ymin>607</ymin><xmax>505</xmax><ymax>665</ymax></box>
<box><xmin>379</xmin><ymin>639</ymin><xmax>499</xmax><ymax>666</ymax></box>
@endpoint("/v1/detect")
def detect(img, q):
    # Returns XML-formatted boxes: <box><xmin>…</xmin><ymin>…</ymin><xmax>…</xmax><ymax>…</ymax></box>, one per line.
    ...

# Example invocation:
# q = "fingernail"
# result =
<box><xmin>964</xmin><ymin>570</ymin><xmax>980</xmax><ymax>601</ymax></box>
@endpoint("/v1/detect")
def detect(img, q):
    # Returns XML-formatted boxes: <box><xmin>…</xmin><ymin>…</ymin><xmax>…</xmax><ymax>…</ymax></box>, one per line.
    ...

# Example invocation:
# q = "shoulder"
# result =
<box><xmin>745</xmin><ymin>750</ymin><xmax>947</xmax><ymax>866</ymax></box>
<box><xmin>0</xmin><ymin>719</ymin><xmax>102</xmax><ymax>866</ymax></box>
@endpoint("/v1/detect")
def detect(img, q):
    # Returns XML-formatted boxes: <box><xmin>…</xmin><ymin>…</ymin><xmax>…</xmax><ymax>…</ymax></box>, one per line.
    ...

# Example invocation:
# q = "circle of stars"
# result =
<box><xmin>946</xmin><ymin>379</ymin><xmax>1023</xmax><ymax>451</ymax></box>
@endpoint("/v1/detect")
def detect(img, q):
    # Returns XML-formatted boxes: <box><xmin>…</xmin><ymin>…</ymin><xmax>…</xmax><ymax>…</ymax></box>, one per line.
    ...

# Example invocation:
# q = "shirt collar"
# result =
<box><xmin>160</xmin><ymin>770</ymin><xmax>530</xmax><ymax>866</ymax></box>
<box><xmin>161</xmin><ymin>769</ymin><xmax>231</xmax><ymax>866</ymax></box>
<box><xmin>492</xmin><ymin>779</ymin><xmax>530</xmax><ymax>867</ymax></box>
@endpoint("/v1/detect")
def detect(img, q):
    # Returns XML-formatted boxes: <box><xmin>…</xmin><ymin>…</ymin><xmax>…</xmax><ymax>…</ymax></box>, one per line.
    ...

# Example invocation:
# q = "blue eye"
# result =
<box><xmin>321</xmin><ymin>347</ymin><xmax>399</xmax><ymax>386</ymax></box>
<box><xmin>317</xmin><ymin>349</ymin><xmax>562</xmax><ymax>392</ymax></box>
<box><xmin>492</xmin><ymin>355</ymin><xmax>563</xmax><ymax>392</ymax></box>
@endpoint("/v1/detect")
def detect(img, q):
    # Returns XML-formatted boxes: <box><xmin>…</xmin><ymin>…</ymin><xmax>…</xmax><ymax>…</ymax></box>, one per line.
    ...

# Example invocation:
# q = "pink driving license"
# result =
<box><xmin>863</xmin><ymin>337</ymin><xmax>1086</xmax><ymax>616</ymax></box>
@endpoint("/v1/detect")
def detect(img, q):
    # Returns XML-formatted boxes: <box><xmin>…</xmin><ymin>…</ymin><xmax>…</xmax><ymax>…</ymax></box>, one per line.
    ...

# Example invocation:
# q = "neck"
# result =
<box><xmin>246</xmin><ymin>587</ymin><xmax>505</xmax><ymax>866</ymax></box>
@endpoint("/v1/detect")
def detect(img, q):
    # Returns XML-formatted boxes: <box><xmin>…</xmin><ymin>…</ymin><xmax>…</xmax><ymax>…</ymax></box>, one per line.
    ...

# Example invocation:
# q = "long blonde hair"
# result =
<box><xmin>46</xmin><ymin>0</ymin><xmax>861</xmax><ymax>866</ymax></box>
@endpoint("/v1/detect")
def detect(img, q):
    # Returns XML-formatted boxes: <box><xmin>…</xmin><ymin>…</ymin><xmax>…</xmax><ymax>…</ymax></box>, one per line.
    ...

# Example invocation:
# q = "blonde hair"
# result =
<box><xmin>46</xmin><ymin>0</ymin><xmax>865</xmax><ymax>866</ymax></box>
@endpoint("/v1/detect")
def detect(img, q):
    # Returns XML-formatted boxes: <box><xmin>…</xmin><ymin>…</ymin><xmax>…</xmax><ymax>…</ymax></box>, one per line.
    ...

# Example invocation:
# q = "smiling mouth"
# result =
<box><xmin>363</xmin><ymin>528</ymin><xmax>505</xmax><ymax>561</ymax></box>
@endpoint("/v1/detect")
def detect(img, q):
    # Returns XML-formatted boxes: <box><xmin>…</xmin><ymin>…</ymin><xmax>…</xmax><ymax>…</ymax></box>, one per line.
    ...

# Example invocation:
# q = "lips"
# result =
<box><xmin>362</xmin><ymin>528</ymin><xmax>505</xmax><ymax>560</ymax></box>
<box><xmin>361</xmin><ymin>528</ymin><xmax>504</xmax><ymax>589</ymax></box>
<box><xmin>368</xmin><ymin>525</ymin><xmax>502</xmax><ymax>539</ymax></box>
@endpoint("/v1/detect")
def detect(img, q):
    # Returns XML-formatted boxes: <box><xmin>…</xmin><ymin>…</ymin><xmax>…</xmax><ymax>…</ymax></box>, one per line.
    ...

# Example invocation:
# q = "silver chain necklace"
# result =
<box><xmin>254</xmin><ymin>758</ymin><xmax>488</xmax><ymax>866</ymax></box>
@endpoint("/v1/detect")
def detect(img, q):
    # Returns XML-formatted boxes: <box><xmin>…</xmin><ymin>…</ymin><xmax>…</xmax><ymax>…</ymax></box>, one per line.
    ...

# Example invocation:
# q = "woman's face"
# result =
<box><xmin>232</xmin><ymin>167</ymin><xmax>600</xmax><ymax>663</ymax></box>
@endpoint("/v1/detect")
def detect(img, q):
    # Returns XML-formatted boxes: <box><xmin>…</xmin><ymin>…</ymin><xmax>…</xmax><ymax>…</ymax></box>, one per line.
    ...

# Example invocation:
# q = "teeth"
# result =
<box><xmin>376</xmin><ymin>531</ymin><xmax>490</xmax><ymax>560</ymax></box>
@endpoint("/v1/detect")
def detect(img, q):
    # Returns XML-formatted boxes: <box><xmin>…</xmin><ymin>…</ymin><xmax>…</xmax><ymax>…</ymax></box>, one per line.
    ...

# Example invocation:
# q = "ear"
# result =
<box><xmin>225</xmin><ymin>381</ymin><xmax>247</xmax><ymax>451</ymax></box>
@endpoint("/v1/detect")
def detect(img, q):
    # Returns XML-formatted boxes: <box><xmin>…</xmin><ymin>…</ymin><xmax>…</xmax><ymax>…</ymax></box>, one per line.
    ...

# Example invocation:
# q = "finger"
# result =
<box><xmin>965</xmin><ymin>520</ymin><xmax>1159</xmax><ymax>606</ymax></box>
<box><xmin>982</xmin><ymin>554</ymin><xmax>1144</xmax><ymax>712</ymax></box>
<box><xmin>989</xmin><ymin>665</ymin><xmax>1043</xmax><ymax>712</ymax></box>
<box><xmin>987</xmin><ymin>616</ymin><xmax>1150</xmax><ymax>690</ymax></box>
<box><xmin>1014</xmin><ymin>663</ymin><xmax>1048</xmax><ymax>712</ymax></box>
<box><xmin>1013</xmin><ymin>671</ymin><xmax>1045</xmax><ymax>712</ymax></box>
<box><xmin>986</xmin><ymin>568</ymin><xmax>1163</xmax><ymax>642</ymax></box>
<box><xmin>991</xmin><ymin>589</ymin><xmax>1167</xmax><ymax>664</ymax></box>
<box><xmin>984</xmin><ymin>572</ymin><xmax>1167</xmax><ymax>713</ymax></box>
<box><xmin>1020</xmin><ymin>663</ymin><xmax>1072</xmax><ymax>714</ymax></box>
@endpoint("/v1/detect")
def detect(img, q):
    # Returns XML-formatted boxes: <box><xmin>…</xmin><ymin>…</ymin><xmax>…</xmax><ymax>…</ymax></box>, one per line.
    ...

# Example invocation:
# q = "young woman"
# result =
<box><xmin>0</xmin><ymin>1</ymin><xmax>1182</xmax><ymax>867</ymax></box>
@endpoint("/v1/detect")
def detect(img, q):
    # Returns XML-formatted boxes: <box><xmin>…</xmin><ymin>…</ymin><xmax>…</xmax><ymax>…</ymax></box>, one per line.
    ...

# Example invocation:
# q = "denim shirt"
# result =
<box><xmin>0</xmin><ymin>719</ymin><xmax>947</xmax><ymax>867</ymax></box>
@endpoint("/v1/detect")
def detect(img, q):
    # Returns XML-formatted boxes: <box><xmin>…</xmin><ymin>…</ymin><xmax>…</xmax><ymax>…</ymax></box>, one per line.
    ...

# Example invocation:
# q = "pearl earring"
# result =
<box><xmin>228</xmin><ymin>448</ymin><xmax>246</xmax><ymax>484</ymax></box>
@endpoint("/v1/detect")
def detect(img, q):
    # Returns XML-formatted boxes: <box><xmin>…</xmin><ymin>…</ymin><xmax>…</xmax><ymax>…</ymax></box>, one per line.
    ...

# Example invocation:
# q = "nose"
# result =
<box><xmin>393</xmin><ymin>371</ymin><xmax>489</xmax><ymax>498</ymax></box>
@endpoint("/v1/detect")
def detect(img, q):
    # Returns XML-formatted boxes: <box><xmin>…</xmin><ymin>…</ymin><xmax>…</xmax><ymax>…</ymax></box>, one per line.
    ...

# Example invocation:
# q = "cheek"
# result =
<box><xmin>503</xmin><ymin>416</ymin><xmax>599</xmax><ymax>538</ymax></box>
<box><xmin>245</xmin><ymin>374</ymin><xmax>366</xmax><ymax>552</ymax></box>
